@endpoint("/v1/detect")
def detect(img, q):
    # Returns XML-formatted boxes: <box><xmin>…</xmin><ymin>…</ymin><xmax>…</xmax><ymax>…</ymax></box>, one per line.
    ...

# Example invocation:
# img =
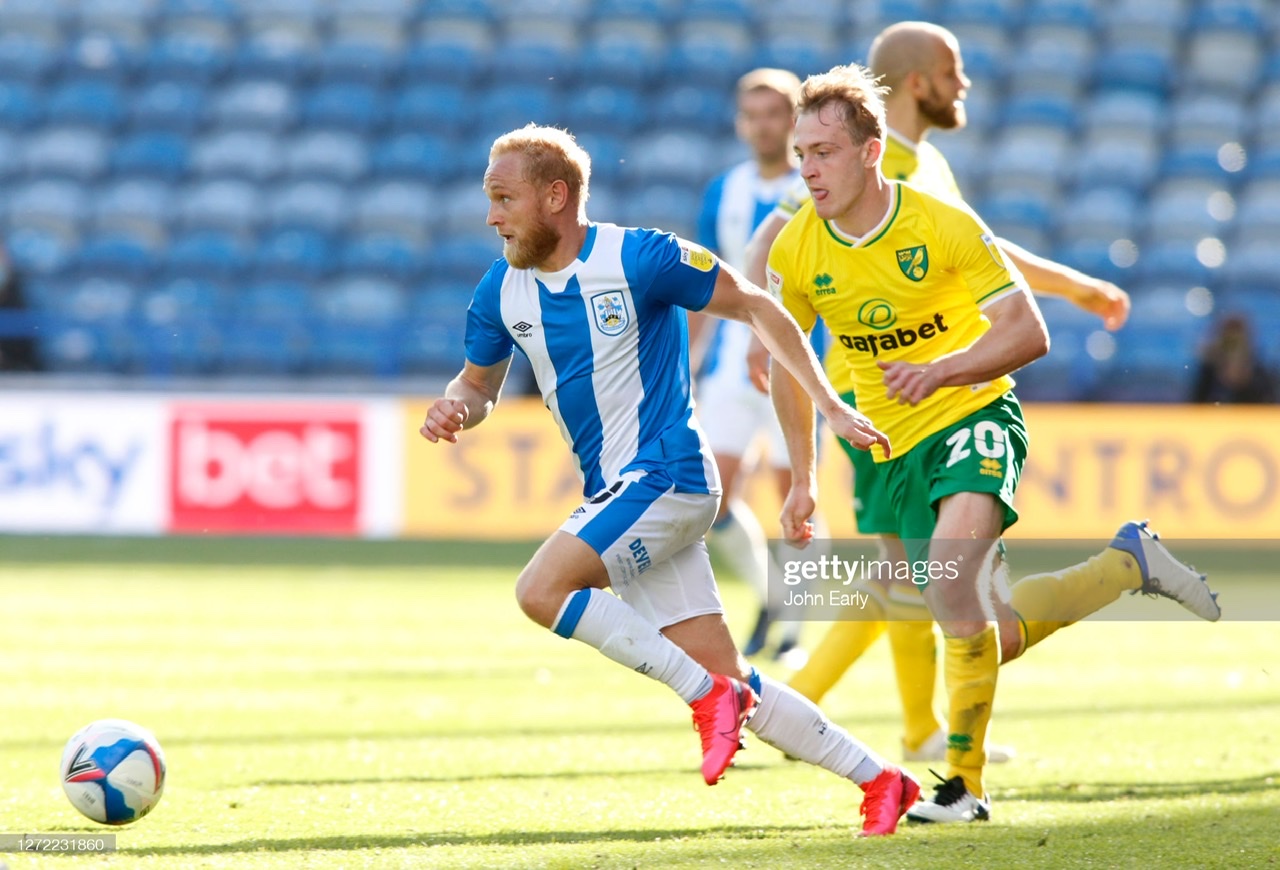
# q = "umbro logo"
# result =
<box><xmin>512</xmin><ymin>321</ymin><xmax>533</xmax><ymax>337</ymax></box>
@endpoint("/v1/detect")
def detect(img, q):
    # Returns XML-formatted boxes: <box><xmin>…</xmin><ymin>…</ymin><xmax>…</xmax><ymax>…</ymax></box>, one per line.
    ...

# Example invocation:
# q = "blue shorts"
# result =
<box><xmin>560</xmin><ymin>468</ymin><xmax>725</xmax><ymax>629</ymax></box>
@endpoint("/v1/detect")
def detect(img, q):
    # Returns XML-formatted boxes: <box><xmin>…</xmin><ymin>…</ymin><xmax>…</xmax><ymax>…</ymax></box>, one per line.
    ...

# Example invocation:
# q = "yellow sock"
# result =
<box><xmin>1011</xmin><ymin>547</ymin><xmax>1144</xmax><ymax>651</ymax></box>
<box><xmin>885</xmin><ymin>597</ymin><xmax>941</xmax><ymax>751</ymax></box>
<box><xmin>787</xmin><ymin>589</ymin><xmax>887</xmax><ymax>703</ymax></box>
<box><xmin>944</xmin><ymin>626</ymin><xmax>998</xmax><ymax>799</ymax></box>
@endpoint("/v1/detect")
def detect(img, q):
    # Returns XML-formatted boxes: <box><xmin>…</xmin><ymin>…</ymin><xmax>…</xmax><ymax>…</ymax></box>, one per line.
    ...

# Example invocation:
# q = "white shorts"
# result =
<box><xmin>696</xmin><ymin>375</ymin><xmax>790</xmax><ymax>467</ymax></box>
<box><xmin>559</xmin><ymin>469</ymin><xmax>725</xmax><ymax>629</ymax></box>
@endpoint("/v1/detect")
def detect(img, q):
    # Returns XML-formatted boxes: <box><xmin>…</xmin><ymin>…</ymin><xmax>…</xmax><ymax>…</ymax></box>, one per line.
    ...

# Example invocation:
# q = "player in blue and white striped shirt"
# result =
<box><xmin>420</xmin><ymin>125</ymin><xmax>919</xmax><ymax>835</ymax></box>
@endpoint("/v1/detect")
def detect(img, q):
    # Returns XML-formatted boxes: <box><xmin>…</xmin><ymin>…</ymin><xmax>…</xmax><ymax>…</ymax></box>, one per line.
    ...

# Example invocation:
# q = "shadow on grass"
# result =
<box><xmin>994</xmin><ymin>771</ymin><xmax>1280</xmax><ymax>803</ymax></box>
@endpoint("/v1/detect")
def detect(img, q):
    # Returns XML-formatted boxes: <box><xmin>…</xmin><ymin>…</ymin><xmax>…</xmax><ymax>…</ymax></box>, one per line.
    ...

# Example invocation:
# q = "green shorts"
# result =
<box><xmin>879</xmin><ymin>392</ymin><xmax>1028</xmax><ymax>546</ymax></box>
<box><xmin>837</xmin><ymin>399</ymin><xmax>897</xmax><ymax>536</ymax></box>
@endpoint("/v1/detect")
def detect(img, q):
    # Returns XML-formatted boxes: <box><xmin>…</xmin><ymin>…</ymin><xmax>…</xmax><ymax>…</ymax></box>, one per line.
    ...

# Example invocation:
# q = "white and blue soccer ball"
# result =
<box><xmin>60</xmin><ymin>719</ymin><xmax>166</xmax><ymax>825</ymax></box>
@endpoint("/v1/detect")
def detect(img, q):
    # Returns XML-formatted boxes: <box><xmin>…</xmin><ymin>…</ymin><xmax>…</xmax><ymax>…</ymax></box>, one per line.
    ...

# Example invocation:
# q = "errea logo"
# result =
<box><xmin>813</xmin><ymin>273</ymin><xmax>836</xmax><ymax>296</ymax></box>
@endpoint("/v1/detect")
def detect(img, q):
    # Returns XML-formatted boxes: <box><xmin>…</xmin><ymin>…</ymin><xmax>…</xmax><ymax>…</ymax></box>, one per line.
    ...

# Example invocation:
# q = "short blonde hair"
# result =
<box><xmin>796</xmin><ymin>64</ymin><xmax>888</xmax><ymax>147</ymax></box>
<box><xmin>490</xmin><ymin>124</ymin><xmax>591</xmax><ymax>213</ymax></box>
<box><xmin>736</xmin><ymin>67</ymin><xmax>802</xmax><ymax>110</ymax></box>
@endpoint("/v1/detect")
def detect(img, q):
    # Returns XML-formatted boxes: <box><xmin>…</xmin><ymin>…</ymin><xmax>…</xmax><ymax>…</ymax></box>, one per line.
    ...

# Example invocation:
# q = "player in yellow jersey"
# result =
<box><xmin>768</xmin><ymin>64</ymin><xmax>1220</xmax><ymax>824</ymax></box>
<box><xmin>744</xmin><ymin>21</ymin><xmax>1131</xmax><ymax>766</ymax></box>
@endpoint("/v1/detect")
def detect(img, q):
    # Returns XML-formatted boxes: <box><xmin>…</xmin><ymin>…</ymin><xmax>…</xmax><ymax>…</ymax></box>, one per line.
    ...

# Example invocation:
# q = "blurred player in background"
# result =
<box><xmin>689</xmin><ymin>68</ymin><xmax>813</xmax><ymax>662</ymax></box>
<box><xmin>767</xmin><ymin>64</ymin><xmax>1220</xmax><ymax>824</ymax></box>
<box><xmin>745</xmin><ymin>21</ymin><xmax>1131</xmax><ymax>765</ymax></box>
<box><xmin>421</xmin><ymin>124</ymin><xmax>920</xmax><ymax>836</ymax></box>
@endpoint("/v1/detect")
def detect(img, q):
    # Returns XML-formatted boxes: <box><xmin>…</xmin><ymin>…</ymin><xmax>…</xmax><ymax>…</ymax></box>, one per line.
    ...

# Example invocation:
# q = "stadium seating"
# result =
<box><xmin>0</xmin><ymin>0</ymin><xmax>1275</xmax><ymax>396</ymax></box>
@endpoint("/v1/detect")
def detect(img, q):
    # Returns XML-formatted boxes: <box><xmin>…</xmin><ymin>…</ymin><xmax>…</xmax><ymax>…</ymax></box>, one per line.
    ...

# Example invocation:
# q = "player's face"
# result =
<box><xmin>916</xmin><ymin>39</ymin><xmax>970</xmax><ymax>130</ymax></box>
<box><xmin>484</xmin><ymin>152</ymin><xmax>561</xmax><ymax>270</ymax></box>
<box><xmin>735</xmin><ymin>88</ymin><xmax>795</xmax><ymax>165</ymax></box>
<box><xmin>794</xmin><ymin>103</ymin><xmax>878</xmax><ymax>223</ymax></box>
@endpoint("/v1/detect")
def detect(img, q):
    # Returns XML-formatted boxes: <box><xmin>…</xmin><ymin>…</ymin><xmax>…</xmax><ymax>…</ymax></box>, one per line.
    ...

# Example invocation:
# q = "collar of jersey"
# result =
<box><xmin>822</xmin><ymin>183</ymin><xmax>900</xmax><ymax>249</ymax></box>
<box><xmin>885</xmin><ymin>126</ymin><xmax>918</xmax><ymax>155</ymax></box>
<box><xmin>533</xmin><ymin>223</ymin><xmax>598</xmax><ymax>282</ymax></box>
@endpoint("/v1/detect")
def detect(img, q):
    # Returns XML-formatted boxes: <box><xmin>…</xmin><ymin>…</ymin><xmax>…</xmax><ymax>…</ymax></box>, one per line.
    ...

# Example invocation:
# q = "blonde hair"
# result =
<box><xmin>796</xmin><ymin>64</ymin><xmax>888</xmax><ymax>146</ymax></box>
<box><xmin>736</xmin><ymin>67</ymin><xmax>802</xmax><ymax>110</ymax></box>
<box><xmin>490</xmin><ymin>124</ymin><xmax>591</xmax><ymax>214</ymax></box>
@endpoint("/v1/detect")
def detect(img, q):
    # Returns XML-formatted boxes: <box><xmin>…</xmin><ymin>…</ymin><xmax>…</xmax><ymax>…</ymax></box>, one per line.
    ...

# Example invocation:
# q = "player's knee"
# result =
<box><xmin>513</xmin><ymin>569</ymin><xmax>562</xmax><ymax>628</ymax></box>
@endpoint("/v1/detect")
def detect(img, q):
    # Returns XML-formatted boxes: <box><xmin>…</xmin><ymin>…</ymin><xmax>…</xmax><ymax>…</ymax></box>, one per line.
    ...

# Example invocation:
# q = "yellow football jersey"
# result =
<box><xmin>767</xmin><ymin>181</ymin><xmax>1028</xmax><ymax>461</ymax></box>
<box><xmin>773</xmin><ymin>129</ymin><xmax>962</xmax><ymax>219</ymax></box>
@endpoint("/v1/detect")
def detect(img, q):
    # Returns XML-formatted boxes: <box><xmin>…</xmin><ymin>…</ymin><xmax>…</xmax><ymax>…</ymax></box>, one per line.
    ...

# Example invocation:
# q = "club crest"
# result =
<box><xmin>896</xmin><ymin>245</ymin><xmax>929</xmax><ymax>281</ymax></box>
<box><xmin>590</xmin><ymin>291</ymin><xmax>630</xmax><ymax>336</ymax></box>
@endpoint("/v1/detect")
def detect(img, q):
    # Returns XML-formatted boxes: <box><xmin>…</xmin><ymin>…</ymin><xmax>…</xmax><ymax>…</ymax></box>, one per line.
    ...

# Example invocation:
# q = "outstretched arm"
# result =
<box><xmin>419</xmin><ymin>357</ymin><xmax>513</xmax><ymax>443</ymax></box>
<box><xmin>700</xmin><ymin>262</ymin><xmax>889</xmax><ymax>456</ymax></box>
<box><xmin>998</xmin><ymin>237</ymin><xmax>1130</xmax><ymax>331</ymax></box>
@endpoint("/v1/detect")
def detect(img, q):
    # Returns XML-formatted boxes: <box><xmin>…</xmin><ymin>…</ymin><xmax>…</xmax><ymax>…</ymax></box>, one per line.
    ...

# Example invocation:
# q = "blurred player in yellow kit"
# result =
<box><xmin>767</xmin><ymin>63</ymin><xmax>1220</xmax><ymax>822</ymax></box>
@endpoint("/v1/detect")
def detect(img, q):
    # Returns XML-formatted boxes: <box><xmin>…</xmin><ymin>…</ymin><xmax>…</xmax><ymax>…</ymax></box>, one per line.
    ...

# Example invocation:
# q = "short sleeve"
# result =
<box><xmin>621</xmin><ymin>227</ymin><xmax>721</xmax><ymax>312</ymax></box>
<box><xmin>766</xmin><ymin>226</ymin><xmax>817</xmax><ymax>333</ymax></box>
<box><xmin>939</xmin><ymin>201</ymin><xmax>1028</xmax><ymax>309</ymax></box>
<box><xmin>463</xmin><ymin>264</ymin><xmax>514</xmax><ymax>366</ymax></box>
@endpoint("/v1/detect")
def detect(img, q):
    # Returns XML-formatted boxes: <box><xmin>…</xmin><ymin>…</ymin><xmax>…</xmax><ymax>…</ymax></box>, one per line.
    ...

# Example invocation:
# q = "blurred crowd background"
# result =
<box><xmin>0</xmin><ymin>0</ymin><xmax>1277</xmax><ymax>402</ymax></box>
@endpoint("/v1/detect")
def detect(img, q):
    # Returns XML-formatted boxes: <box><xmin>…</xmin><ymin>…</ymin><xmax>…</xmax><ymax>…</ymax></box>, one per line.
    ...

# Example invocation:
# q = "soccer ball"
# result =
<box><xmin>60</xmin><ymin>719</ymin><xmax>166</xmax><ymax>825</ymax></box>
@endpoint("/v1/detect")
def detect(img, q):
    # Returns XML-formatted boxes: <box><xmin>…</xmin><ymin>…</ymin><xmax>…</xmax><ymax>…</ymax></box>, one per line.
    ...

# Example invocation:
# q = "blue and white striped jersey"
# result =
<box><xmin>465</xmin><ymin>222</ymin><xmax>723</xmax><ymax>498</ymax></box>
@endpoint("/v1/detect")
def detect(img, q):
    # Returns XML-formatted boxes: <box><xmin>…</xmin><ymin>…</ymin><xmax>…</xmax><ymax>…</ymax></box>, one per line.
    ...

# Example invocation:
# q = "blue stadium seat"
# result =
<box><xmin>219</xmin><ymin>319</ymin><xmax>310</xmax><ymax>375</ymax></box>
<box><xmin>315</xmin><ymin>35</ymin><xmax>402</xmax><ymax>86</ymax></box>
<box><xmin>390</xmin><ymin>84</ymin><xmax>471</xmax><ymax>135</ymax></box>
<box><xmin>130</xmin><ymin>320</ymin><xmax>222</xmax><ymax>376</ymax></box>
<box><xmin>575</xmin><ymin>21</ymin><xmax>665</xmax><ymax>86</ymax></box>
<box><xmin>678</xmin><ymin>0</ymin><xmax>753</xmax><ymax>21</ymax></box>
<box><xmin>619</xmin><ymin>183</ymin><xmax>701</xmax><ymax>239</ymax></box>
<box><xmin>370</xmin><ymin>132</ymin><xmax>455</xmax><ymax>183</ymax></box>
<box><xmin>622</xmin><ymin>131</ymin><xmax>720</xmax><ymax>188</ymax></box>
<box><xmin>7</xmin><ymin>227</ymin><xmax>78</xmax><ymax>278</ymax></box>
<box><xmin>131</xmin><ymin>81</ymin><xmax>207</xmax><ymax>131</ymax></box>
<box><xmin>1069</xmin><ymin>130</ymin><xmax>1160</xmax><ymax>194</ymax></box>
<box><xmin>987</xmin><ymin>126</ymin><xmax>1070</xmax><ymax>198</ymax></box>
<box><xmin>402</xmin><ymin>20</ymin><xmax>492</xmax><ymax>86</ymax></box>
<box><xmin>283</xmin><ymin>130</ymin><xmax>368</xmax><ymax>182</ymax></box>
<box><xmin>8</xmin><ymin>180</ymin><xmax>88</xmax><ymax>235</ymax></box>
<box><xmin>751</xmin><ymin>32</ymin><xmax>842</xmax><ymax>79</ymax></box>
<box><xmin>339</xmin><ymin>233</ymin><xmax>425</xmax><ymax>282</ymax></box>
<box><xmin>162</xmin><ymin>0</ymin><xmax>238</xmax><ymax>20</ymax></box>
<box><xmin>940</xmin><ymin>0</ymin><xmax>1021</xmax><ymax>26</ymax></box>
<box><xmin>663</xmin><ymin>23</ymin><xmax>754</xmax><ymax>91</ymax></box>
<box><xmin>976</xmin><ymin>189</ymin><xmax>1055</xmax><ymax>240</ymax></box>
<box><xmin>1090</xmin><ymin>45</ymin><xmax>1173</xmax><ymax>96</ymax></box>
<box><xmin>563</xmin><ymin>85</ymin><xmax>648</xmax><ymax>136</ymax></box>
<box><xmin>1230</xmin><ymin>181</ymin><xmax>1280</xmax><ymax>245</ymax></box>
<box><xmin>1024</xmin><ymin>0</ymin><xmax>1097</xmax><ymax>27</ymax></box>
<box><xmin>42</xmin><ymin>322</ymin><xmax>130</xmax><ymax>374</ymax></box>
<box><xmin>0</xmin><ymin>81</ymin><xmax>42</xmax><ymax>129</ymax></box>
<box><xmin>166</xmin><ymin>230</ymin><xmax>251</xmax><ymax>280</ymax></box>
<box><xmin>316</xmin><ymin>276</ymin><xmax>407</xmax><ymax>324</ymax></box>
<box><xmin>64</xmin><ymin>31</ymin><xmax>144</xmax><ymax>83</ymax></box>
<box><xmin>308</xmin><ymin>322</ymin><xmax>399</xmax><ymax>376</ymax></box>
<box><xmin>178</xmin><ymin>179</ymin><xmax>262</xmax><ymax>232</ymax></box>
<box><xmin>0</xmin><ymin>130</ymin><xmax>17</xmax><ymax>183</ymax></box>
<box><xmin>93</xmin><ymin>180</ymin><xmax>176</xmax><ymax>236</ymax></box>
<box><xmin>649</xmin><ymin>85</ymin><xmax>735</xmax><ymax>134</ymax></box>
<box><xmin>1187</xmin><ymin>0</ymin><xmax>1266</xmax><ymax>32</ymax></box>
<box><xmin>76</xmin><ymin>232</ymin><xmax>160</xmax><ymax>281</ymax></box>
<box><xmin>1057</xmin><ymin>187</ymin><xmax>1141</xmax><ymax>245</ymax></box>
<box><xmin>754</xmin><ymin>0</ymin><xmax>847</xmax><ymax>30</ymax></box>
<box><xmin>300</xmin><ymin>83</ymin><xmax>386</xmax><ymax>134</ymax></box>
<box><xmin>112</xmin><ymin>131</ymin><xmax>191</xmax><ymax>180</ymax></box>
<box><xmin>1158</xmin><ymin>143</ymin><xmax>1241</xmax><ymax>184</ymax></box>
<box><xmin>254</xmin><ymin>228</ymin><xmax>335</xmax><ymax>282</ymax></box>
<box><xmin>242</xmin><ymin>280</ymin><xmax>311</xmax><ymax>321</ymax></box>
<box><xmin>331</xmin><ymin>0</ymin><xmax>416</xmax><ymax>22</ymax></box>
<box><xmin>1080</xmin><ymin>89</ymin><xmax>1163</xmax><ymax>138</ymax></box>
<box><xmin>63</xmin><ymin>276</ymin><xmax>137</xmax><ymax>321</ymax></box>
<box><xmin>268</xmin><ymin>181</ymin><xmax>350</xmax><ymax>234</ymax></box>
<box><xmin>146</xmin><ymin>28</ymin><xmax>232</xmax><ymax>83</ymax></box>
<box><xmin>211</xmin><ymin>80</ymin><xmax>298</xmax><ymax>132</ymax></box>
<box><xmin>996</xmin><ymin>92</ymin><xmax>1079</xmax><ymax>133</ymax></box>
<box><xmin>233</xmin><ymin>28</ymin><xmax>317</xmax><ymax>83</ymax></box>
<box><xmin>475</xmin><ymin>85</ymin><xmax>559</xmax><ymax>136</ymax></box>
<box><xmin>79</xmin><ymin>0</ymin><xmax>159</xmax><ymax>28</ymax></box>
<box><xmin>23</xmin><ymin>128</ymin><xmax>108</xmax><ymax>181</ymax></box>
<box><xmin>1054</xmin><ymin>238</ymin><xmax>1134</xmax><ymax>285</ymax></box>
<box><xmin>139</xmin><ymin>277</ymin><xmax>226</xmax><ymax>326</ymax></box>
<box><xmin>1183</xmin><ymin>28</ymin><xmax>1263</xmax><ymax>95</ymax></box>
<box><xmin>574</xmin><ymin>131</ymin><xmax>627</xmax><ymax>186</ymax></box>
<box><xmin>0</xmin><ymin>33</ymin><xmax>59</xmax><ymax>82</ymax></box>
<box><xmin>1136</xmin><ymin>240</ymin><xmax>1218</xmax><ymax>287</ymax></box>
<box><xmin>489</xmin><ymin>30</ymin><xmax>577</xmax><ymax>82</ymax></box>
<box><xmin>585</xmin><ymin>0</ymin><xmax>677</xmax><ymax>24</ymax></box>
<box><xmin>1168</xmin><ymin>95</ymin><xmax>1248</xmax><ymax>149</ymax></box>
<box><xmin>353</xmin><ymin>181</ymin><xmax>438</xmax><ymax>238</ymax></box>
<box><xmin>431</xmin><ymin>234</ymin><xmax>500</xmax><ymax>282</ymax></box>
<box><xmin>191</xmin><ymin>130</ymin><xmax>283</xmax><ymax>182</ymax></box>
<box><xmin>1141</xmin><ymin>180</ymin><xmax>1230</xmax><ymax>243</ymax></box>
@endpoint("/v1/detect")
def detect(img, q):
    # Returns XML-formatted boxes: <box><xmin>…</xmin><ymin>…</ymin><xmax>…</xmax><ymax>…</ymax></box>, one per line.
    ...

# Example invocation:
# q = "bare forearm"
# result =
<box><xmin>770</xmin><ymin>364</ymin><xmax>817</xmax><ymax>484</ymax></box>
<box><xmin>748</xmin><ymin>299</ymin><xmax>841</xmax><ymax>419</ymax></box>
<box><xmin>444</xmin><ymin>373</ymin><xmax>500</xmax><ymax>430</ymax></box>
<box><xmin>931</xmin><ymin>309</ymin><xmax>1048</xmax><ymax>387</ymax></box>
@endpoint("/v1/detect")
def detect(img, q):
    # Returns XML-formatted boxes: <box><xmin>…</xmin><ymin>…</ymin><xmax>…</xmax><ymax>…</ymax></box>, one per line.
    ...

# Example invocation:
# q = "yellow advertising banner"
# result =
<box><xmin>402</xmin><ymin>399</ymin><xmax>1280</xmax><ymax>541</ymax></box>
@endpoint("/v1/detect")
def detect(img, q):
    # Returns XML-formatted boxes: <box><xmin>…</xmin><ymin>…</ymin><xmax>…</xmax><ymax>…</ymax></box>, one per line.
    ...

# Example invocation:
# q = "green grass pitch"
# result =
<box><xmin>0</xmin><ymin>536</ymin><xmax>1276</xmax><ymax>869</ymax></box>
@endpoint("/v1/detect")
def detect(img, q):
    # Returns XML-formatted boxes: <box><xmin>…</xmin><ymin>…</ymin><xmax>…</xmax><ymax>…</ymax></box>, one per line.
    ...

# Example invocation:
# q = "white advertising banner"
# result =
<box><xmin>0</xmin><ymin>392</ymin><xmax>167</xmax><ymax>534</ymax></box>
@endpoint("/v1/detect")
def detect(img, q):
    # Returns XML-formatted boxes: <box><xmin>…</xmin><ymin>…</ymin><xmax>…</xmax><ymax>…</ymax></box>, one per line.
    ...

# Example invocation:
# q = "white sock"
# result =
<box><xmin>552</xmin><ymin>588</ymin><xmax>713</xmax><ymax>703</ymax></box>
<box><xmin>708</xmin><ymin>501</ymin><xmax>777</xmax><ymax>606</ymax></box>
<box><xmin>746</xmin><ymin>672</ymin><xmax>884</xmax><ymax>785</ymax></box>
